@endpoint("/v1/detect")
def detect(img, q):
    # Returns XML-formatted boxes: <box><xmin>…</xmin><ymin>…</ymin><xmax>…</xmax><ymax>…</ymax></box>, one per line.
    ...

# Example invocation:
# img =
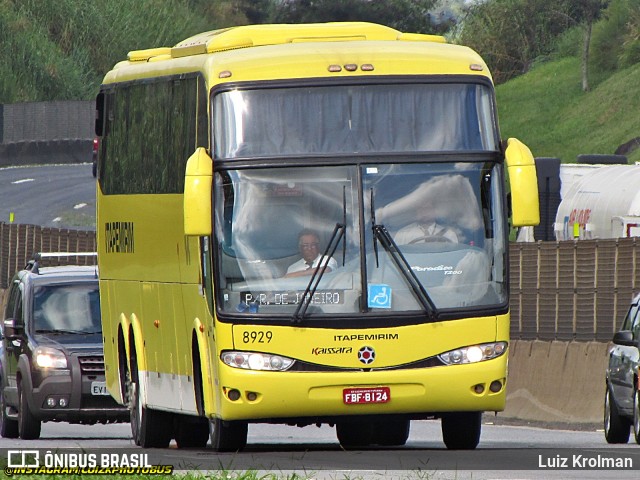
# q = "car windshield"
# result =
<box><xmin>32</xmin><ymin>283</ymin><xmax>101</xmax><ymax>334</ymax></box>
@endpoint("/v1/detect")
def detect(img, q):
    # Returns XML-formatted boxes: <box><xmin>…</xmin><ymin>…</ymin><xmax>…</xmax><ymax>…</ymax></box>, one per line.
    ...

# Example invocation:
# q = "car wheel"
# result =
<box><xmin>210</xmin><ymin>418</ymin><xmax>248</xmax><ymax>452</ymax></box>
<box><xmin>0</xmin><ymin>386</ymin><xmax>18</xmax><ymax>438</ymax></box>
<box><xmin>18</xmin><ymin>384</ymin><xmax>41</xmax><ymax>440</ymax></box>
<box><xmin>604</xmin><ymin>385</ymin><xmax>630</xmax><ymax>443</ymax></box>
<box><xmin>441</xmin><ymin>412</ymin><xmax>481</xmax><ymax>450</ymax></box>
<box><xmin>633</xmin><ymin>389</ymin><xmax>640</xmax><ymax>444</ymax></box>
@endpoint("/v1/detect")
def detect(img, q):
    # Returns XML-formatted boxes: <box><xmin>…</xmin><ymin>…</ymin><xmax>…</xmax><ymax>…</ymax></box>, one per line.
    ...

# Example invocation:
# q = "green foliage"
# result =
<box><xmin>457</xmin><ymin>0</ymin><xmax>605</xmax><ymax>84</ymax></box>
<box><xmin>590</xmin><ymin>0</ymin><xmax>640</xmax><ymax>72</ymax></box>
<box><xmin>497</xmin><ymin>56</ymin><xmax>640</xmax><ymax>165</ymax></box>
<box><xmin>590</xmin><ymin>0</ymin><xmax>631</xmax><ymax>71</ymax></box>
<box><xmin>553</xmin><ymin>26</ymin><xmax>583</xmax><ymax>59</ymax></box>
<box><xmin>0</xmin><ymin>0</ymin><xmax>253</xmax><ymax>102</ymax></box>
<box><xmin>273</xmin><ymin>0</ymin><xmax>440</xmax><ymax>34</ymax></box>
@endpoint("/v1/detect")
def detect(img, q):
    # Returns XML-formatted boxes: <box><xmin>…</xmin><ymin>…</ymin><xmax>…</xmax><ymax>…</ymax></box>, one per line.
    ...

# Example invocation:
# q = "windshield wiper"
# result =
<box><xmin>293</xmin><ymin>187</ymin><xmax>348</xmax><ymax>322</ymax></box>
<box><xmin>36</xmin><ymin>329</ymin><xmax>93</xmax><ymax>335</ymax></box>
<box><xmin>370</xmin><ymin>188</ymin><xmax>438</xmax><ymax>319</ymax></box>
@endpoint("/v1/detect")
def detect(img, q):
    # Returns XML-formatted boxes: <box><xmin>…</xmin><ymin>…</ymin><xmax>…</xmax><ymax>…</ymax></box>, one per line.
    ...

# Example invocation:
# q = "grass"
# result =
<box><xmin>496</xmin><ymin>56</ymin><xmax>640</xmax><ymax>164</ymax></box>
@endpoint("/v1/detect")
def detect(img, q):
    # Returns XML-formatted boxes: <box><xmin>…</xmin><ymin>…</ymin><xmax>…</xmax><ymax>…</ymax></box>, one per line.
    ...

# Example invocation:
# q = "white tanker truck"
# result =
<box><xmin>554</xmin><ymin>164</ymin><xmax>640</xmax><ymax>240</ymax></box>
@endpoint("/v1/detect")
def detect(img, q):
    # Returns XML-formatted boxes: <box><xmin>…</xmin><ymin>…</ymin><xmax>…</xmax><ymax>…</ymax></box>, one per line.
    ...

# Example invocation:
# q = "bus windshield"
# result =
<box><xmin>214</xmin><ymin>161</ymin><xmax>507</xmax><ymax>320</ymax></box>
<box><xmin>214</xmin><ymin>83</ymin><xmax>497</xmax><ymax>159</ymax></box>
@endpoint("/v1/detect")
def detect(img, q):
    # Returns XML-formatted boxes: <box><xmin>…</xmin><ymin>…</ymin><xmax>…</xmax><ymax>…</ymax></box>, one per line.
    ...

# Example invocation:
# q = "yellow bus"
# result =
<box><xmin>94</xmin><ymin>22</ymin><xmax>539</xmax><ymax>451</ymax></box>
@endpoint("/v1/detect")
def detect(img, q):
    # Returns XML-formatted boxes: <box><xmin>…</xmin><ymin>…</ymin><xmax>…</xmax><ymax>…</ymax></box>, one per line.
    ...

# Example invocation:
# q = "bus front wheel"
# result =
<box><xmin>210</xmin><ymin>418</ymin><xmax>247</xmax><ymax>452</ymax></box>
<box><xmin>441</xmin><ymin>412</ymin><xmax>481</xmax><ymax>450</ymax></box>
<box><xmin>336</xmin><ymin>420</ymin><xmax>374</xmax><ymax>448</ymax></box>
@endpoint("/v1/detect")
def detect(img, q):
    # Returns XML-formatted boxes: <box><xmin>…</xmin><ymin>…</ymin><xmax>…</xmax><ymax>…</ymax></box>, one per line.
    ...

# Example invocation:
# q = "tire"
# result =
<box><xmin>336</xmin><ymin>420</ymin><xmax>374</xmax><ymax>449</ymax></box>
<box><xmin>175</xmin><ymin>415</ymin><xmax>210</xmax><ymax>448</ymax></box>
<box><xmin>210</xmin><ymin>418</ymin><xmax>248</xmax><ymax>452</ymax></box>
<box><xmin>372</xmin><ymin>419</ymin><xmax>410</xmax><ymax>446</ymax></box>
<box><xmin>0</xmin><ymin>386</ymin><xmax>18</xmax><ymax>439</ymax></box>
<box><xmin>604</xmin><ymin>386</ymin><xmax>630</xmax><ymax>444</ymax></box>
<box><xmin>441</xmin><ymin>412</ymin><xmax>481</xmax><ymax>450</ymax></box>
<box><xmin>18</xmin><ymin>384</ymin><xmax>41</xmax><ymax>440</ymax></box>
<box><xmin>633</xmin><ymin>389</ymin><xmax>640</xmax><ymax>445</ymax></box>
<box><xmin>129</xmin><ymin>358</ymin><xmax>172</xmax><ymax>448</ymax></box>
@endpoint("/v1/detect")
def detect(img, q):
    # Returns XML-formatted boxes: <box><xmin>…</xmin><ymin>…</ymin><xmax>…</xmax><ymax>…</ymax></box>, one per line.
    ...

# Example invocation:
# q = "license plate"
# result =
<box><xmin>91</xmin><ymin>381</ymin><xmax>109</xmax><ymax>396</ymax></box>
<box><xmin>343</xmin><ymin>387</ymin><xmax>390</xmax><ymax>404</ymax></box>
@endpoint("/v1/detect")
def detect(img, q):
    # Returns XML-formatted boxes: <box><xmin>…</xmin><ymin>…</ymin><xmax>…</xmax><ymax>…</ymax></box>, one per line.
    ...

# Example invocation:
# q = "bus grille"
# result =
<box><xmin>79</xmin><ymin>355</ymin><xmax>105</xmax><ymax>375</ymax></box>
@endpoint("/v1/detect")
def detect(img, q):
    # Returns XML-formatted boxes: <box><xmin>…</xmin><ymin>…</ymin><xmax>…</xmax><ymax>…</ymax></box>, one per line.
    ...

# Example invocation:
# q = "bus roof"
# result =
<box><xmin>104</xmin><ymin>22</ymin><xmax>491</xmax><ymax>84</ymax></box>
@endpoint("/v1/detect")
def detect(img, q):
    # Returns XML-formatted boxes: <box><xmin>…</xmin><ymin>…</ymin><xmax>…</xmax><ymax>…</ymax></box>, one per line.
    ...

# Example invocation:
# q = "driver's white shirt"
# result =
<box><xmin>394</xmin><ymin>222</ymin><xmax>458</xmax><ymax>244</ymax></box>
<box><xmin>286</xmin><ymin>254</ymin><xmax>338</xmax><ymax>274</ymax></box>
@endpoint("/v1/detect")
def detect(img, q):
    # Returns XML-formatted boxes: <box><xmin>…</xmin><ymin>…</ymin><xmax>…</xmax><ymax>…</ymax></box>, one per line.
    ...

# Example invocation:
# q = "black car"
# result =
<box><xmin>604</xmin><ymin>292</ymin><xmax>640</xmax><ymax>444</ymax></box>
<box><xmin>0</xmin><ymin>253</ymin><xmax>128</xmax><ymax>440</ymax></box>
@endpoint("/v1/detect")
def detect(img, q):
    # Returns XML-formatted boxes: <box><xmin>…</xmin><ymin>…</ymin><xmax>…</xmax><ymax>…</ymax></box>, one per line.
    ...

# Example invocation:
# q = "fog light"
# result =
<box><xmin>46</xmin><ymin>397</ymin><xmax>57</xmax><ymax>408</ymax></box>
<box><xmin>489</xmin><ymin>380</ymin><xmax>503</xmax><ymax>393</ymax></box>
<box><xmin>227</xmin><ymin>389</ymin><xmax>241</xmax><ymax>401</ymax></box>
<box><xmin>473</xmin><ymin>384</ymin><xmax>485</xmax><ymax>394</ymax></box>
<box><xmin>246</xmin><ymin>392</ymin><xmax>257</xmax><ymax>401</ymax></box>
<box><xmin>59</xmin><ymin>397</ymin><xmax>68</xmax><ymax>407</ymax></box>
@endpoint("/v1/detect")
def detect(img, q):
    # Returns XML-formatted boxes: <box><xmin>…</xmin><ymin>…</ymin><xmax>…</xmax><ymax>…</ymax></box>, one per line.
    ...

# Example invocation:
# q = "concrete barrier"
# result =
<box><xmin>503</xmin><ymin>340</ymin><xmax>609</xmax><ymax>425</ymax></box>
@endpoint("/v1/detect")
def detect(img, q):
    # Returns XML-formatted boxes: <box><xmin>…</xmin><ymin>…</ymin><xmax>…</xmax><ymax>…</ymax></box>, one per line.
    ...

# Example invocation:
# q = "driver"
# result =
<box><xmin>284</xmin><ymin>229</ymin><xmax>337</xmax><ymax>278</ymax></box>
<box><xmin>394</xmin><ymin>200</ymin><xmax>458</xmax><ymax>244</ymax></box>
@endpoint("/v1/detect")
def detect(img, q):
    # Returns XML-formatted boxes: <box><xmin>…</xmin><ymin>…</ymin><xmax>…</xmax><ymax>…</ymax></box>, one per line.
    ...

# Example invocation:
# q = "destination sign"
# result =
<box><xmin>241</xmin><ymin>290</ymin><xmax>344</xmax><ymax>306</ymax></box>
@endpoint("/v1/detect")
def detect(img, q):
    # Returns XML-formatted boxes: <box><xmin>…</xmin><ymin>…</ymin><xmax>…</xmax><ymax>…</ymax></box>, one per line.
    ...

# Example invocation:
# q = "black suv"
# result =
<box><xmin>604</xmin><ymin>292</ymin><xmax>640</xmax><ymax>444</ymax></box>
<box><xmin>0</xmin><ymin>253</ymin><xmax>128</xmax><ymax>439</ymax></box>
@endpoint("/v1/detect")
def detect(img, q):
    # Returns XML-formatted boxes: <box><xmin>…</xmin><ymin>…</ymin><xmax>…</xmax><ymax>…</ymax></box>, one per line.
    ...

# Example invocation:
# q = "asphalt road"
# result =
<box><xmin>2</xmin><ymin>419</ymin><xmax>639</xmax><ymax>479</ymax></box>
<box><xmin>0</xmin><ymin>163</ymin><xmax>96</xmax><ymax>230</ymax></box>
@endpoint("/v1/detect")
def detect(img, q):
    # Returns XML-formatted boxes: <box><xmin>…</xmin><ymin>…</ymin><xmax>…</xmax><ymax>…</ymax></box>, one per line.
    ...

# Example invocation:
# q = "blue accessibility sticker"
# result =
<box><xmin>368</xmin><ymin>284</ymin><xmax>392</xmax><ymax>309</ymax></box>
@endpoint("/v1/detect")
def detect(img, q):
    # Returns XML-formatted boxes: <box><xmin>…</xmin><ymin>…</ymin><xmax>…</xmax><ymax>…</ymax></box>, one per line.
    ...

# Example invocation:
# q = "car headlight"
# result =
<box><xmin>438</xmin><ymin>341</ymin><xmax>507</xmax><ymax>365</ymax></box>
<box><xmin>221</xmin><ymin>351</ymin><xmax>294</xmax><ymax>371</ymax></box>
<box><xmin>34</xmin><ymin>346</ymin><xmax>68</xmax><ymax>369</ymax></box>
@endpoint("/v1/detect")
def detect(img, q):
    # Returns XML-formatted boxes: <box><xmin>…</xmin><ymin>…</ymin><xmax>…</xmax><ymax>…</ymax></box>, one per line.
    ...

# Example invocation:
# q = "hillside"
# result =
<box><xmin>496</xmin><ymin>56</ymin><xmax>640</xmax><ymax>164</ymax></box>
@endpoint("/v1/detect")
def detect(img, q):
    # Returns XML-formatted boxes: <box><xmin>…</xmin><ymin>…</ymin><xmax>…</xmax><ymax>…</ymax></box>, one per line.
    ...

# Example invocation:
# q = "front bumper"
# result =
<box><xmin>27</xmin><ymin>355</ymin><xmax>128</xmax><ymax>424</ymax></box>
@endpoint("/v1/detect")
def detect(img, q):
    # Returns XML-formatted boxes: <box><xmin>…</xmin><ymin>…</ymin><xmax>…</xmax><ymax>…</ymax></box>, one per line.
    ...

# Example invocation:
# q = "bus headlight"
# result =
<box><xmin>438</xmin><ymin>342</ymin><xmax>507</xmax><ymax>365</ymax></box>
<box><xmin>34</xmin><ymin>346</ymin><xmax>68</xmax><ymax>369</ymax></box>
<box><xmin>221</xmin><ymin>351</ymin><xmax>294</xmax><ymax>371</ymax></box>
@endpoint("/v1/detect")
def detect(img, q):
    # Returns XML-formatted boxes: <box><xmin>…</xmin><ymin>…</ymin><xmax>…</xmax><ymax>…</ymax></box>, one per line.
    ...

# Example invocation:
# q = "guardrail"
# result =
<box><xmin>0</xmin><ymin>222</ymin><xmax>96</xmax><ymax>289</ymax></box>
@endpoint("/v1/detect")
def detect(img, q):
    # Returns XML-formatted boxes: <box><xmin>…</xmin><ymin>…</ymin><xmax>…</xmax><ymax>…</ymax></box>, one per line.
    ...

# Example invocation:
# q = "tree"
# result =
<box><xmin>574</xmin><ymin>0</ymin><xmax>608</xmax><ymax>91</ymax></box>
<box><xmin>273</xmin><ymin>0</ymin><xmax>440</xmax><ymax>34</ymax></box>
<box><xmin>457</xmin><ymin>0</ymin><xmax>606</xmax><ymax>85</ymax></box>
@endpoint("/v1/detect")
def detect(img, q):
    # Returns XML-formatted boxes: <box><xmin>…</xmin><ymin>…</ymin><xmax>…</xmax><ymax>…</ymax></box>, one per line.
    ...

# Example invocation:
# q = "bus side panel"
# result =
<box><xmin>99</xmin><ymin>278</ymin><xmax>122</xmax><ymax>404</ymax></box>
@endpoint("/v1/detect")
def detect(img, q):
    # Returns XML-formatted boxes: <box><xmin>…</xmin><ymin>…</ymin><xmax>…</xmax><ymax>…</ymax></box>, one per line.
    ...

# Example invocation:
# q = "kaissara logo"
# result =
<box><xmin>311</xmin><ymin>347</ymin><xmax>353</xmax><ymax>355</ymax></box>
<box><xmin>358</xmin><ymin>346</ymin><xmax>375</xmax><ymax>364</ymax></box>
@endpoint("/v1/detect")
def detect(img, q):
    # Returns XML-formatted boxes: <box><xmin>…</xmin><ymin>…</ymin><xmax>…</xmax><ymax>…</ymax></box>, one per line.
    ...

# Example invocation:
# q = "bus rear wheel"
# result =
<box><xmin>210</xmin><ymin>418</ymin><xmax>247</xmax><ymax>452</ymax></box>
<box><xmin>128</xmin><ymin>359</ymin><xmax>172</xmax><ymax>448</ymax></box>
<box><xmin>441</xmin><ymin>412</ymin><xmax>481</xmax><ymax>450</ymax></box>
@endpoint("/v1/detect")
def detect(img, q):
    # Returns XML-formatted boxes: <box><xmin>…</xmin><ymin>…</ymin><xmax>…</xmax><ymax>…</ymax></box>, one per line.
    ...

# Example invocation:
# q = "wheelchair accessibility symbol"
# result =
<box><xmin>368</xmin><ymin>284</ymin><xmax>392</xmax><ymax>309</ymax></box>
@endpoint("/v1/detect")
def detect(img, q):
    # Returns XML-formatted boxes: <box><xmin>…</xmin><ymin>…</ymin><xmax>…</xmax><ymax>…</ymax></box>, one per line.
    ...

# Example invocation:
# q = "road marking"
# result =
<box><xmin>74</xmin><ymin>203</ymin><xmax>88</xmax><ymax>209</ymax></box>
<box><xmin>12</xmin><ymin>178</ymin><xmax>34</xmax><ymax>184</ymax></box>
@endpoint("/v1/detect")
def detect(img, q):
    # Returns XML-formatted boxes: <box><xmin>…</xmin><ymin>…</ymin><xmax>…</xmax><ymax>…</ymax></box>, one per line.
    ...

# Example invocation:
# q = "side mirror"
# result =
<box><xmin>612</xmin><ymin>330</ymin><xmax>635</xmax><ymax>347</ymax></box>
<box><xmin>184</xmin><ymin>148</ymin><xmax>213</xmax><ymax>236</ymax></box>
<box><xmin>3</xmin><ymin>318</ymin><xmax>22</xmax><ymax>340</ymax></box>
<box><xmin>504</xmin><ymin>138</ymin><xmax>540</xmax><ymax>227</ymax></box>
